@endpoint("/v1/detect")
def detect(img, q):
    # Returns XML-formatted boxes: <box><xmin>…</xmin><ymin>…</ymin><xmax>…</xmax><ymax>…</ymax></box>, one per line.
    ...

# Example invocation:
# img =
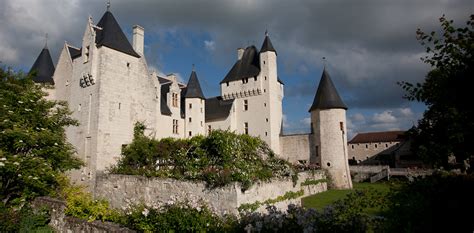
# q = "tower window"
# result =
<box><xmin>265</xmin><ymin>132</ymin><xmax>268</xmax><ymax>136</ymax></box>
<box><xmin>172</xmin><ymin>93</ymin><xmax>178</xmax><ymax>107</ymax></box>
<box><xmin>339</xmin><ymin>122</ymin><xmax>344</xmax><ymax>131</ymax></box>
<box><xmin>208</xmin><ymin>125</ymin><xmax>212</xmax><ymax>134</ymax></box>
<box><xmin>254</xmin><ymin>76</ymin><xmax>257</xmax><ymax>81</ymax></box>
<box><xmin>365</xmin><ymin>144</ymin><xmax>368</xmax><ymax>149</ymax></box>
<box><xmin>189</xmin><ymin>131</ymin><xmax>192</xmax><ymax>137</ymax></box>
<box><xmin>226</xmin><ymin>82</ymin><xmax>229</xmax><ymax>86</ymax></box>
<box><xmin>244</xmin><ymin>122</ymin><xmax>249</xmax><ymax>134</ymax></box>
<box><xmin>265</xmin><ymin>76</ymin><xmax>267</xmax><ymax>80</ymax></box>
<box><xmin>264</xmin><ymin>103</ymin><xmax>266</xmax><ymax>107</ymax></box>
<box><xmin>385</xmin><ymin>144</ymin><xmax>388</xmax><ymax>148</ymax></box>
<box><xmin>118</xmin><ymin>103</ymin><xmax>121</xmax><ymax>110</ymax></box>
<box><xmin>189</xmin><ymin>117</ymin><xmax>192</xmax><ymax>123</ymax></box>
<box><xmin>375</xmin><ymin>144</ymin><xmax>378</xmax><ymax>148</ymax></box>
<box><xmin>126</xmin><ymin>62</ymin><xmax>130</xmax><ymax>68</ymax></box>
<box><xmin>266</xmin><ymin>118</ymin><xmax>268</xmax><ymax>122</ymax></box>
<box><xmin>263</xmin><ymin>61</ymin><xmax>266</xmax><ymax>65</ymax></box>
<box><xmin>172</xmin><ymin>119</ymin><xmax>178</xmax><ymax>134</ymax></box>
<box><xmin>351</xmin><ymin>145</ymin><xmax>354</xmax><ymax>149</ymax></box>
<box><xmin>264</xmin><ymin>89</ymin><xmax>266</xmax><ymax>93</ymax></box>
<box><xmin>200</xmin><ymin>107</ymin><xmax>203</xmax><ymax>113</ymax></box>
<box><xmin>243</xmin><ymin>99</ymin><xmax>248</xmax><ymax>111</ymax></box>
<box><xmin>189</xmin><ymin>103</ymin><xmax>192</xmax><ymax>109</ymax></box>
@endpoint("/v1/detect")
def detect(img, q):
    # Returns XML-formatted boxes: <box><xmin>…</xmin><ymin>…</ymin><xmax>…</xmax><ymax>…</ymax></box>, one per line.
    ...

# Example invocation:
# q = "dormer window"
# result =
<box><xmin>242</xmin><ymin>78</ymin><xmax>249</xmax><ymax>84</ymax></box>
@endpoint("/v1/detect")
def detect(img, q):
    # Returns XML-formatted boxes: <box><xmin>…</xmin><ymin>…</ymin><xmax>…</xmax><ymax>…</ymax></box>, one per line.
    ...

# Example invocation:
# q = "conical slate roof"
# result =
<box><xmin>184</xmin><ymin>70</ymin><xmax>205</xmax><ymax>99</ymax></box>
<box><xmin>29</xmin><ymin>46</ymin><xmax>55</xmax><ymax>85</ymax></box>
<box><xmin>260</xmin><ymin>34</ymin><xmax>277</xmax><ymax>55</ymax></box>
<box><xmin>95</xmin><ymin>11</ymin><xmax>140</xmax><ymax>58</ymax></box>
<box><xmin>308</xmin><ymin>69</ymin><xmax>347</xmax><ymax>112</ymax></box>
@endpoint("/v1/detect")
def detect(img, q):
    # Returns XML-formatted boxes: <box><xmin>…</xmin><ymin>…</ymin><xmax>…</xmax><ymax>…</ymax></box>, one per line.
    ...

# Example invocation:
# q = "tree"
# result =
<box><xmin>0</xmin><ymin>67</ymin><xmax>82</xmax><ymax>207</ymax></box>
<box><xmin>399</xmin><ymin>15</ymin><xmax>474</xmax><ymax>168</ymax></box>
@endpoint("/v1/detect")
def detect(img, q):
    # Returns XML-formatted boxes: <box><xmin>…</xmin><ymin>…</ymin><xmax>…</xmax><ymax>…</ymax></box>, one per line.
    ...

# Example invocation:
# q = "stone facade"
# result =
<box><xmin>31</xmin><ymin>8</ymin><xmax>352</xmax><ymax>189</ymax></box>
<box><xmin>95</xmin><ymin>171</ymin><xmax>327</xmax><ymax>216</ymax></box>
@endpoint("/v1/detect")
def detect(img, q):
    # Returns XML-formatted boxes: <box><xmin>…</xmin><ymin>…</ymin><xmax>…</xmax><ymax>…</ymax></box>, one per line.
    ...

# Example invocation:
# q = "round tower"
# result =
<box><xmin>309</xmin><ymin>68</ymin><xmax>352</xmax><ymax>189</ymax></box>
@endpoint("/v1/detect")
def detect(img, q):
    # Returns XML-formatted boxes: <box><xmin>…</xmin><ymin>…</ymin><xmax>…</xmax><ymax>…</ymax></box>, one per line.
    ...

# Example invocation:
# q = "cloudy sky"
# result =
<box><xmin>1</xmin><ymin>0</ymin><xmax>472</xmax><ymax>138</ymax></box>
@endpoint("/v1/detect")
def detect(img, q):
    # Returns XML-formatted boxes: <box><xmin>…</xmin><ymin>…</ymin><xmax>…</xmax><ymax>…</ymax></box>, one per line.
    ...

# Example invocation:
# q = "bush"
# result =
<box><xmin>121</xmin><ymin>201</ymin><xmax>237</xmax><ymax>233</ymax></box>
<box><xmin>0</xmin><ymin>204</ymin><xmax>53</xmax><ymax>232</ymax></box>
<box><xmin>383</xmin><ymin>172</ymin><xmax>474</xmax><ymax>233</ymax></box>
<box><xmin>110</xmin><ymin>124</ymin><xmax>297</xmax><ymax>190</ymax></box>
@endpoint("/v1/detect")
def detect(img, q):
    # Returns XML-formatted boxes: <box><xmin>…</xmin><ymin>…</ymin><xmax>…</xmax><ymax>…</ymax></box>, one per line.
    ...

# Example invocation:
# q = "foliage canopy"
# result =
<box><xmin>399</xmin><ymin>15</ymin><xmax>474</xmax><ymax>168</ymax></box>
<box><xmin>0</xmin><ymin>67</ymin><xmax>82</xmax><ymax>207</ymax></box>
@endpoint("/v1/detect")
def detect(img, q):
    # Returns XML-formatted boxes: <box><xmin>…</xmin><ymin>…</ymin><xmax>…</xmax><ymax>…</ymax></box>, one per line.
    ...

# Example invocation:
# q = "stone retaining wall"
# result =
<box><xmin>95</xmin><ymin>171</ymin><xmax>327</xmax><ymax>215</ymax></box>
<box><xmin>32</xmin><ymin>197</ymin><xmax>134</xmax><ymax>233</ymax></box>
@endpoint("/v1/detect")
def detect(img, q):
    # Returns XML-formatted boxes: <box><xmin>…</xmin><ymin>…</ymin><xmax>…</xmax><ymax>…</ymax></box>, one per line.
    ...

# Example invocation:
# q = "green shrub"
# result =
<box><xmin>110</xmin><ymin>125</ymin><xmax>298</xmax><ymax>190</ymax></box>
<box><xmin>0</xmin><ymin>204</ymin><xmax>53</xmax><ymax>233</ymax></box>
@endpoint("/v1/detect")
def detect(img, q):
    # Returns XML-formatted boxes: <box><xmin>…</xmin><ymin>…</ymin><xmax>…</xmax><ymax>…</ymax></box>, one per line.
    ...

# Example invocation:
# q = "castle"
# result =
<box><xmin>29</xmin><ymin>8</ymin><xmax>352</xmax><ymax>189</ymax></box>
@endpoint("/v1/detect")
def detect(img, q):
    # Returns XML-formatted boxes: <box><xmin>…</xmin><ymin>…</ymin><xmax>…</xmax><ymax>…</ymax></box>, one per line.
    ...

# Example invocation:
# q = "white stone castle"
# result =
<box><xmin>29</xmin><ymin>9</ymin><xmax>352</xmax><ymax>189</ymax></box>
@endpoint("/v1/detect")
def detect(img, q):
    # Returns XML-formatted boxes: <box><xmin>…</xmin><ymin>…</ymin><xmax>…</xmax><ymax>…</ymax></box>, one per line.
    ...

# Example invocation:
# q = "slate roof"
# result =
<box><xmin>205</xmin><ymin>96</ymin><xmax>234</xmax><ymax>122</ymax></box>
<box><xmin>67</xmin><ymin>46</ymin><xmax>81</xmax><ymax>59</ymax></box>
<box><xmin>308</xmin><ymin>69</ymin><xmax>347</xmax><ymax>111</ymax></box>
<box><xmin>260</xmin><ymin>34</ymin><xmax>277</xmax><ymax>55</ymax></box>
<box><xmin>349</xmin><ymin>131</ymin><xmax>406</xmax><ymax>144</ymax></box>
<box><xmin>95</xmin><ymin>11</ymin><xmax>140</xmax><ymax>58</ymax></box>
<box><xmin>160</xmin><ymin>84</ymin><xmax>172</xmax><ymax>116</ymax></box>
<box><xmin>29</xmin><ymin>46</ymin><xmax>55</xmax><ymax>85</ymax></box>
<box><xmin>220</xmin><ymin>46</ymin><xmax>260</xmax><ymax>84</ymax></box>
<box><xmin>184</xmin><ymin>71</ymin><xmax>205</xmax><ymax>99</ymax></box>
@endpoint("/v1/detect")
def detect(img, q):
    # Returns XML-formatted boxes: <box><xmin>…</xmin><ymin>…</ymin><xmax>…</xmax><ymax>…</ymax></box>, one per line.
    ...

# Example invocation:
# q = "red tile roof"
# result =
<box><xmin>349</xmin><ymin>131</ymin><xmax>406</xmax><ymax>144</ymax></box>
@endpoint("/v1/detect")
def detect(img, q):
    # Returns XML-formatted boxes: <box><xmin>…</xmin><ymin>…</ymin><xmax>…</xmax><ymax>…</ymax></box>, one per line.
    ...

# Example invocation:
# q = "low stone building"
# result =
<box><xmin>348</xmin><ymin>131</ymin><xmax>405</xmax><ymax>164</ymax></box>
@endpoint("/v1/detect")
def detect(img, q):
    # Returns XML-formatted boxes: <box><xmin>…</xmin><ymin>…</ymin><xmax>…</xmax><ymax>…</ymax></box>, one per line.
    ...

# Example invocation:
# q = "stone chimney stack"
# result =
<box><xmin>237</xmin><ymin>48</ymin><xmax>244</xmax><ymax>60</ymax></box>
<box><xmin>132</xmin><ymin>25</ymin><xmax>144</xmax><ymax>55</ymax></box>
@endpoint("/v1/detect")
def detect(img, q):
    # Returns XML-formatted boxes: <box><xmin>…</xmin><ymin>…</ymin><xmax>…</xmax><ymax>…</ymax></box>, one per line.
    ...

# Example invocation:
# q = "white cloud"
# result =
<box><xmin>204</xmin><ymin>40</ymin><xmax>215</xmax><ymax>51</ymax></box>
<box><xmin>399</xmin><ymin>107</ymin><xmax>413</xmax><ymax>117</ymax></box>
<box><xmin>372</xmin><ymin>111</ymin><xmax>397</xmax><ymax>124</ymax></box>
<box><xmin>301</xmin><ymin>117</ymin><xmax>311</xmax><ymax>126</ymax></box>
<box><xmin>351</xmin><ymin>113</ymin><xmax>365</xmax><ymax>122</ymax></box>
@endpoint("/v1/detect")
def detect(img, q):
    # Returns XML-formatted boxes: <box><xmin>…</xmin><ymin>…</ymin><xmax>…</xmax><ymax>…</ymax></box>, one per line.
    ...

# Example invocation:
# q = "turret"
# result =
<box><xmin>184</xmin><ymin>67</ymin><xmax>206</xmax><ymax>137</ymax></box>
<box><xmin>29</xmin><ymin>42</ymin><xmax>55</xmax><ymax>85</ymax></box>
<box><xmin>309</xmin><ymin>68</ymin><xmax>352</xmax><ymax>189</ymax></box>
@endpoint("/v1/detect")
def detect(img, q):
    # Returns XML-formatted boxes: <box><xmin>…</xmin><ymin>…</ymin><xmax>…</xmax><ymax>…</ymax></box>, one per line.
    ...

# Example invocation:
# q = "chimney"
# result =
<box><xmin>237</xmin><ymin>48</ymin><xmax>244</xmax><ymax>60</ymax></box>
<box><xmin>132</xmin><ymin>25</ymin><xmax>144</xmax><ymax>55</ymax></box>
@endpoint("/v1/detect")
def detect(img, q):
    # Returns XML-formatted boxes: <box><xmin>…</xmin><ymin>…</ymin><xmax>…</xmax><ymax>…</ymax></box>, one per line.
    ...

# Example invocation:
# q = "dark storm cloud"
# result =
<box><xmin>1</xmin><ymin>0</ymin><xmax>472</xmax><ymax>110</ymax></box>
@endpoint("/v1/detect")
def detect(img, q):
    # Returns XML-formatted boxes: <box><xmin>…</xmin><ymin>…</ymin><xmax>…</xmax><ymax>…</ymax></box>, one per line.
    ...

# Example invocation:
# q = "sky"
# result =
<box><xmin>1</xmin><ymin>0</ymin><xmax>472</xmax><ymax>139</ymax></box>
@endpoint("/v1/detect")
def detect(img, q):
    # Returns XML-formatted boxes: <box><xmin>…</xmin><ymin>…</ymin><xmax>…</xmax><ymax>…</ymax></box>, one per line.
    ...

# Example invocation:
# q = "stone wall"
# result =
<box><xmin>95</xmin><ymin>171</ymin><xmax>326</xmax><ymax>215</ymax></box>
<box><xmin>279</xmin><ymin>133</ymin><xmax>312</xmax><ymax>163</ymax></box>
<box><xmin>32</xmin><ymin>197</ymin><xmax>134</xmax><ymax>233</ymax></box>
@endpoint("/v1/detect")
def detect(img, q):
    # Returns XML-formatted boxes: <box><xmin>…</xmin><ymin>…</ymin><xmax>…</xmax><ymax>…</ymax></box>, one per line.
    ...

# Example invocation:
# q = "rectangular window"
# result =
<box><xmin>172</xmin><ymin>93</ymin><xmax>178</xmax><ymax>107</ymax></box>
<box><xmin>254</xmin><ymin>76</ymin><xmax>257</xmax><ymax>81</ymax></box>
<box><xmin>244</xmin><ymin>122</ymin><xmax>249</xmax><ymax>134</ymax></box>
<box><xmin>242</xmin><ymin>78</ymin><xmax>249</xmax><ymax>84</ymax></box>
<box><xmin>226</xmin><ymin>82</ymin><xmax>229</xmax><ymax>86</ymax></box>
<box><xmin>172</xmin><ymin>119</ymin><xmax>178</xmax><ymax>134</ymax></box>
<box><xmin>189</xmin><ymin>131</ymin><xmax>192</xmax><ymax>137</ymax></box>
<box><xmin>189</xmin><ymin>117</ymin><xmax>192</xmax><ymax>123</ymax></box>
<box><xmin>189</xmin><ymin>103</ymin><xmax>192</xmax><ymax>109</ymax></box>
<box><xmin>339</xmin><ymin>122</ymin><xmax>344</xmax><ymax>131</ymax></box>
<box><xmin>243</xmin><ymin>99</ymin><xmax>248</xmax><ymax>111</ymax></box>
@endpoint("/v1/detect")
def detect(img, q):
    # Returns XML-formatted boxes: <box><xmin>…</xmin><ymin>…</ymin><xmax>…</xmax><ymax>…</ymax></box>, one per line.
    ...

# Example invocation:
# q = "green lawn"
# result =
<box><xmin>302</xmin><ymin>182</ymin><xmax>392</xmax><ymax>210</ymax></box>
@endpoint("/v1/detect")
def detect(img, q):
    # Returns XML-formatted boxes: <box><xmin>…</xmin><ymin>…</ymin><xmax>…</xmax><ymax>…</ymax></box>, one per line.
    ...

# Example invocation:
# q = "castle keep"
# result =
<box><xmin>30</xmin><ymin>9</ymin><xmax>352</xmax><ymax>189</ymax></box>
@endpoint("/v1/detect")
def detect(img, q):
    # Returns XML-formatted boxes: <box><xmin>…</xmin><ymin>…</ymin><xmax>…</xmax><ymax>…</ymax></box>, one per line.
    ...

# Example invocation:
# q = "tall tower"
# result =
<box><xmin>184</xmin><ymin>68</ymin><xmax>206</xmax><ymax>137</ymax></box>
<box><xmin>259</xmin><ymin>32</ymin><xmax>283</xmax><ymax>154</ymax></box>
<box><xmin>309</xmin><ymin>68</ymin><xmax>352</xmax><ymax>189</ymax></box>
<box><xmin>29</xmin><ymin>39</ymin><xmax>56</xmax><ymax>100</ymax></box>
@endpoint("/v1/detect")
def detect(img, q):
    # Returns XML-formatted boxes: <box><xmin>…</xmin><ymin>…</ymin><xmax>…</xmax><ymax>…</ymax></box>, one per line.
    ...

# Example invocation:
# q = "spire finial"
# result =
<box><xmin>265</xmin><ymin>29</ymin><xmax>268</xmax><ymax>37</ymax></box>
<box><xmin>192</xmin><ymin>64</ymin><xmax>195</xmax><ymax>72</ymax></box>
<box><xmin>322</xmin><ymin>57</ymin><xmax>327</xmax><ymax>69</ymax></box>
<box><xmin>106</xmin><ymin>0</ymin><xmax>111</xmax><ymax>11</ymax></box>
<box><xmin>44</xmin><ymin>33</ymin><xmax>48</xmax><ymax>48</ymax></box>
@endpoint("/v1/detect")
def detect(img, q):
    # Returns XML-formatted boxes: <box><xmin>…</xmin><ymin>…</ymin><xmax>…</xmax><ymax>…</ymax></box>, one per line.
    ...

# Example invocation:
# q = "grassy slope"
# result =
<box><xmin>302</xmin><ymin>182</ymin><xmax>391</xmax><ymax>210</ymax></box>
